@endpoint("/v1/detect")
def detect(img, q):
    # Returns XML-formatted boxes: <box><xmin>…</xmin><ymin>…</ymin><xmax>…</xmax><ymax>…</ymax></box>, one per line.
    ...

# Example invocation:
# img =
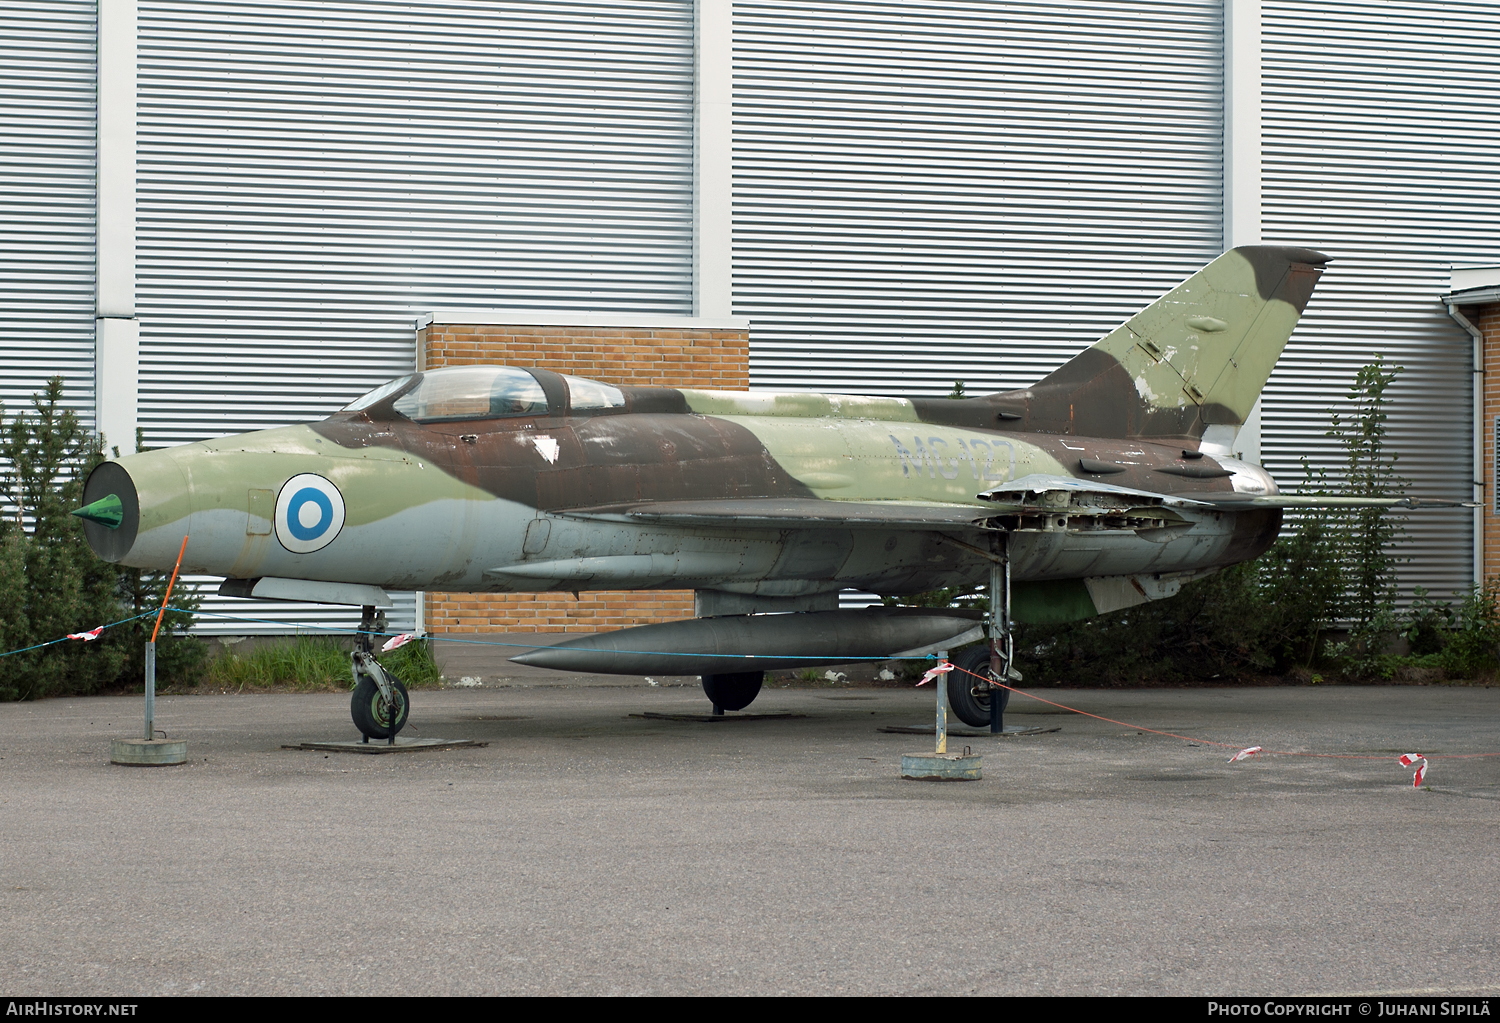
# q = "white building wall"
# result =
<box><xmin>133</xmin><ymin>0</ymin><xmax>696</xmax><ymax>632</ymax></box>
<box><xmin>4</xmin><ymin>0</ymin><xmax>1498</xmax><ymax>632</ymax></box>
<box><xmin>0</xmin><ymin>1</ymin><xmax>98</xmax><ymax>424</ymax></box>
<box><xmin>734</xmin><ymin>0</ymin><xmax>1226</xmax><ymax>397</ymax></box>
<box><xmin>1260</xmin><ymin>0</ymin><xmax>1500</xmax><ymax>601</ymax></box>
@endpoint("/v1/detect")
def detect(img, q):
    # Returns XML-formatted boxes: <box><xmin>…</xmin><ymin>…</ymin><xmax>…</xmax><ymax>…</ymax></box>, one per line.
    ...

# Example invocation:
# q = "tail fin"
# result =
<box><xmin>998</xmin><ymin>246</ymin><xmax>1328</xmax><ymax>441</ymax></box>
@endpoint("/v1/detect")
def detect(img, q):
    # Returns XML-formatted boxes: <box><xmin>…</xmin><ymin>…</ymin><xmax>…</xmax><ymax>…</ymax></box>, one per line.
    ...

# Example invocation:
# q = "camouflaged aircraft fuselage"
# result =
<box><xmin>80</xmin><ymin>246</ymin><xmax>1326</xmax><ymax>624</ymax></box>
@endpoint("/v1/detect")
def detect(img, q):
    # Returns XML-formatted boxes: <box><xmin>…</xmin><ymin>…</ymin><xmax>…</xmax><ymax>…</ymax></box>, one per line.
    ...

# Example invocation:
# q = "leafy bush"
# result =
<box><xmin>1011</xmin><ymin>514</ymin><xmax>1343</xmax><ymax>685</ymax></box>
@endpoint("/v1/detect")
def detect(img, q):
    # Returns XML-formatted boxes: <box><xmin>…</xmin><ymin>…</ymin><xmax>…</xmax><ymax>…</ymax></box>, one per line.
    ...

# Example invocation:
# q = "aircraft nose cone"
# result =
<box><xmin>79</xmin><ymin>462</ymin><xmax>140</xmax><ymax>562</ymax></box>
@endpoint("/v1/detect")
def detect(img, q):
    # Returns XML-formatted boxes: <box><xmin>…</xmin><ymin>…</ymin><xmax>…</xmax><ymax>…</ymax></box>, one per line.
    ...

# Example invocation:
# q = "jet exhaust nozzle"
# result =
<box><xmin>79</xmin><ymin>462</ymin><xmax>141</xmax><ymax>562</ymax></box>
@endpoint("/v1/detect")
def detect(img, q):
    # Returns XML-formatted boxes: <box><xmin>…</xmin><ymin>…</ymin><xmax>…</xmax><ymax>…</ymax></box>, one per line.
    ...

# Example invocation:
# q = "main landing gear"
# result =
<box><xmin>946</xmin><ymin>531</ymin><xmax>1021</xmax><ymax>731</ymax></box>
<box><xmin>702</xmin><ymin>671</ymin><xmax>764</xmax><ymax>715</ymax></box>
<box><xmin>351</xmin><ymin>603</ymin><xmax>409</xmax><ymax>744</ymax></box>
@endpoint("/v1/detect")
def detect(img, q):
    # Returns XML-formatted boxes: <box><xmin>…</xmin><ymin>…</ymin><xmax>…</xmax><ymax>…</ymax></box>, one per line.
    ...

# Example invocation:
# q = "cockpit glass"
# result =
<box><xmin>342</xmin><ymin>374</ymin><xmax>416</xmax><ymax>412</ymax></box>
<box><xmin>392</xmin><ymin>366</ymin><xmax>550</xmax><ymax>422</ymax></box>
<box><xmin>564</xmin><ymin>375</ymin><xmax>626</xmax><ymax>410</ymax></box>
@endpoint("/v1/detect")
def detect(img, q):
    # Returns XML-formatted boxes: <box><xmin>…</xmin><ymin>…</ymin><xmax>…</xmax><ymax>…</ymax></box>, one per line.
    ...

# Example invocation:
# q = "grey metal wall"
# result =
<box><xmin>0</xmin><ymin>1</ymin><xmax>96</xmax><ymax>426</ymax></box>
<box><xmin>134</xmin><ymin>0</ymin><xmax>696</xmax><ymax>632</ymax></box>
<box><xmin>734</xmin><ymin>0</ymin><xmax>1226</xmax><ymax>397</ymax></box>
<box><xmin>1261</xmin><ymin>1</ymin><xmax>1500</xmax><ymax>600</ymax></box>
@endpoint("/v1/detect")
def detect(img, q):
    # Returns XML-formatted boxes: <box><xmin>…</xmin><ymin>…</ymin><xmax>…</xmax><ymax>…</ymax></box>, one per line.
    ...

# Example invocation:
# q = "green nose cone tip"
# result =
<box><xmin>73</xmin><ymin>493</ymin><xmax>123</xmax><ymax>529</ymax></box>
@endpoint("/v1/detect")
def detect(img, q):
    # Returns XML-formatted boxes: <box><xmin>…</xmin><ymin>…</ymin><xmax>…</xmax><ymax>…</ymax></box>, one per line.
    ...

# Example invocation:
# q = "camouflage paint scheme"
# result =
<box><xmin>81</xmin><ymin>246</ymin><xmax>1327</xmax><ymax>624</ymax></box>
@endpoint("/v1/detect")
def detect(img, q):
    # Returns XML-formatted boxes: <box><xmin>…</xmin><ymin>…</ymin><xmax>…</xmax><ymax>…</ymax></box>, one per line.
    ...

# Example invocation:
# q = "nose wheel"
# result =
<box><xmin>351</xmin><ymin>649</ymin><xmax>409</xmax><ymax>743</ymax></box>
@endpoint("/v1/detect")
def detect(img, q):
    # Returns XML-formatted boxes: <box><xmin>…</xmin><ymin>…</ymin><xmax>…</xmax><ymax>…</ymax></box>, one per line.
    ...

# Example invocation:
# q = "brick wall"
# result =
<box><xmin>419</xmin><ymin>320</ymin><xmax>750</xmax><ymax>633</ymax></box>
<box><xmin>1481</xmin><ymin>304</ymin><xmax>1500</xmax><ymax>583</ymax></box>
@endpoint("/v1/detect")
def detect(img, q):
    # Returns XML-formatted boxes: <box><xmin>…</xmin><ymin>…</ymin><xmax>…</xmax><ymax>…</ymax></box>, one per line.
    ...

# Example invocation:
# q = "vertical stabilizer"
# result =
<box><xmin>998</xmin><ymin>246</ymin><xmax>1328</xmax><ymax>440</ymax></box>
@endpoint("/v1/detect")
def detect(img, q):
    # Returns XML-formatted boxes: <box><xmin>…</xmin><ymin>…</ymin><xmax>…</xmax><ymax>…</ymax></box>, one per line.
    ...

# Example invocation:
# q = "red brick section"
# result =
<box><xmin>419</xmin><ymin>322</ymin><xmax>750</xmax><ymax>633</ymax></box>
<box><xmin>1481</xmin><ymin>304</ymin><xmax>1500</xmax><ymax>583</ymax></box>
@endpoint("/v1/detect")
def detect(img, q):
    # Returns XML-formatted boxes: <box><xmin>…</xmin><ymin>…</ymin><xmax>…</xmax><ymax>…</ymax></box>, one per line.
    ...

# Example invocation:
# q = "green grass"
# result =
<box><xmin>202</xmin><ymin>635</ymin><xmax>442</xmax><ymax>691</ymax></box>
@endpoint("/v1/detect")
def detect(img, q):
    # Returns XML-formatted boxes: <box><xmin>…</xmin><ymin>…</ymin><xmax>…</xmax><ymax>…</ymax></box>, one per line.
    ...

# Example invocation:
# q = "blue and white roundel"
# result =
<box><xmin>274</xmin><ymin>474</ymin><xmax>346</xmax><ymax>554</ymax></box>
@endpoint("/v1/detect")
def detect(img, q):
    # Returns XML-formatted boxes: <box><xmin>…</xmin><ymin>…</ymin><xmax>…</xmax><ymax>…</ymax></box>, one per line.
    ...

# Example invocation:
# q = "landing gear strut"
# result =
<box><xmin>702</xmin><ymin>671</ymin><xmax>764</xmax><ymax>715</ymax></box>
<box><xmin>946</xmin><ymin>531</ymin><xmax>1020</xmax><ymax>731</ymax></box>
<box><xmin>355</xmin><ymin>603</ymin><xmax>387</xmax><ymax>655</ymax></box>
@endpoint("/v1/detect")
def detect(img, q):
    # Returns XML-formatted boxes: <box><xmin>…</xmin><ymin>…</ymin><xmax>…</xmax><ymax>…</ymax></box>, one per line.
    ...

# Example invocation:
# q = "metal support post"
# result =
<box><xmin>109</xmin><ymin>536</ymin><xmax>189</xmax><ymax>765</ymax></box>
<box><xmin>988</xmin><ymin>533</ymin><xmax>1012</xmax><ymax>734</ymax></box>
<box><xmin>934</xmin><ymin>649</ymin><xmax>948</xmax><ymax>754</ymax></box>
<box><xmin>143</xmin><ymin>640</ymin><xmax>155</xmax><ymax>740</ymax></box>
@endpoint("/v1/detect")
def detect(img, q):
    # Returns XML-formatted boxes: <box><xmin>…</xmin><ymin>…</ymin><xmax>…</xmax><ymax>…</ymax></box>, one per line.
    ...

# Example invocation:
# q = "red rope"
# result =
<box><xmin>951</xmin><ymin>664</ymin><xmax>1500</xmax><ymax>761</ymax></box>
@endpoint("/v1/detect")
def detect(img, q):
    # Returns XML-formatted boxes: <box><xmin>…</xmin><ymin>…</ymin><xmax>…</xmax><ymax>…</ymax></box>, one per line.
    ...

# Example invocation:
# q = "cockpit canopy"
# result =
<box><xmin>341</xmin><ymin>365</ymin><xmax>625</xmax><ymax>423</ymax></box>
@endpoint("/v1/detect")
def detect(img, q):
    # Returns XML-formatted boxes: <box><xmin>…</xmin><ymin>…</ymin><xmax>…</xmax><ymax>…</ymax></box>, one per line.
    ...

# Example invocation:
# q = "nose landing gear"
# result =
<box><xmin>350</xmin><ymin>604</ymin><xmax>409</xmax><ymax>744</ymax></box>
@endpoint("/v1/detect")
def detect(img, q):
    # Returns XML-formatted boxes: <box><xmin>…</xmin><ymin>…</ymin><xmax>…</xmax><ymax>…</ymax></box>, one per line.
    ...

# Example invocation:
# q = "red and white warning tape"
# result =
<box><xmin>380</xmin><ymin>632</ymin><xmax>415</xmax><ymax>653</ymax></box>
<box><xmin>915</xmin><ymin>661</ymin><xmax>954</xmax><ymax>687</ymax></box>
<box><xmin>939</xmin><ymin>663</ymin><xmax>1494</xmax><ymax>790</ymax></box>
<box><xmin>1398</xmin><ymin>753</ymin><xmax>1428</xmax><ymax>787</ymax></box>
<box><xmin>66</xmin><ymin>627</ymin><xmax>104</xmax><ymax>642</ymax></box>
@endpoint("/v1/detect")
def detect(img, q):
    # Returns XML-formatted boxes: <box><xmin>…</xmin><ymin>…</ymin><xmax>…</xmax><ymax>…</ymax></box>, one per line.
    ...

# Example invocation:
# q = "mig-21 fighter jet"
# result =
<box><xmin>76</xmin><ymin>245</ymin><xmax>1423</xmax><ymax>740</ymax></box>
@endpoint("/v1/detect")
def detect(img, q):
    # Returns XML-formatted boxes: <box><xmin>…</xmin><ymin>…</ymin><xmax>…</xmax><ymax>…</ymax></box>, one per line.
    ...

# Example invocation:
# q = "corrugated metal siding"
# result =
<box><xmin>735</xmin><ymin>0</ymin><xmax>1225</xmax><ymax>397</ymax></box>
<box><xmin>135</xmin><ymin>0</ymin><xmax>695</xmax><ymax>632</ymax></box>
<box><xmin>1261</xmin><ymin>1</ymin><xmax>1500</xmax><ymax>601</ymax></box>
<box><xmin>0</xmin><ymin>1</ymin><xmax>96</xmax><ymax>424</ymax></box>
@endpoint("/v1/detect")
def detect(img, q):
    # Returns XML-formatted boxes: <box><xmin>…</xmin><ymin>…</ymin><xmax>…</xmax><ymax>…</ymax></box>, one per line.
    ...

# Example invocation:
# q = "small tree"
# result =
<box><xmin>1329</xmin><ymin>355</ymin><xmax>1407</xmax><ymax>630</ymax></box>
<box><xmin>0</xmin><ymin>379</ymin><xmax>202</xmax><ymax>700</ymax></box>
<box><xmin>0</xmin><ymin>379</ymin><xmax>128</xmax><ymax>699</ymax></box>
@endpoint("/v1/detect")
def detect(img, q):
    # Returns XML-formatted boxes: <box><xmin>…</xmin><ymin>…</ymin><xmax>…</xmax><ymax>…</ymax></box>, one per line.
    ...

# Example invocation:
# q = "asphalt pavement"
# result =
<box><xmin>2</xmin><ymin>678</ymin><xmax>1497</xmax><ymax>996</ymax></box>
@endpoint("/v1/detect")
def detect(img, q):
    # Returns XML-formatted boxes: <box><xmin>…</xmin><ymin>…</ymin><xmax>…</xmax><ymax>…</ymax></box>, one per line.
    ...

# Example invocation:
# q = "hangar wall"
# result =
<box><xmin>735</xmin><ymin>0</ymin><xmax>1227</xmax><ymax>396</ymax></box>
<box><xmin>133</xmin><ymin>0</ymin><xmax>699</xmax><ymax>633</ymax></box>
<box><xmin>1</xmin><ymin>2</ymin><xmax>98</xmax><ymax>422</ymax></box>
<box><xmin>1257</xmin><ymin>0</ymin><xmax>1500</xmax><ymax>597</ymax></box>
<box><xmin>4</xmin><ymin>0</ymin><xmax>1500</xmax><ymax>637</ymax></box>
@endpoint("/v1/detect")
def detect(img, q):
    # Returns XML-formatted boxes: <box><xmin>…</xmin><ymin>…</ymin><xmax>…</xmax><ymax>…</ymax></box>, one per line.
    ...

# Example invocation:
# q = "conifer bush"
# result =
<box><xmin>0</xmin><ymin>377</ymin><xmax>202</xmax><ymax>700</ymax></box>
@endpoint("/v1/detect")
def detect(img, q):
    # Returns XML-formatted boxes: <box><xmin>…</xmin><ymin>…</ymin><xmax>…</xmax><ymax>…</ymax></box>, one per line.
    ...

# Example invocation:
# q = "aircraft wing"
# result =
<box><xmin>559</xmin><ymin>498</ymin><xmax>994</xmax><ymax>530</ymax></box>
<box><xmin>977</xmin><ymin>473</ymin><xmax>1215</xmax><ymax>507</ymax></box>
<box><xmin>979</xmin><ymin>475</ymin><xmax>1472</xmax><ymax>512</ymax></box>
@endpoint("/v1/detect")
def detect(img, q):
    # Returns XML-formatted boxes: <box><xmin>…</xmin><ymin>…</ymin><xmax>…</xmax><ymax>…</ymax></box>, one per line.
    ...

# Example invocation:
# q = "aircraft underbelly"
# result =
<box><xmin>1009</xmin><ymin>518</ymin><xmax>1233</xmax><ymax>581</ymax></box>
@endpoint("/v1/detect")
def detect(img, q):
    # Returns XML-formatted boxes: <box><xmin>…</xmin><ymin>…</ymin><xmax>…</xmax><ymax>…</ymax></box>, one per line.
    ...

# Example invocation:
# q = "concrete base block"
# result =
<box><xmin>110</xmin><ymin>739</ymin><xmax>188</xmax><ymax>766</ymax></box>
<box><xmin>901</xmin><ymin>751</ymin><xmax>982</xmax><ymax>781</ymax></box>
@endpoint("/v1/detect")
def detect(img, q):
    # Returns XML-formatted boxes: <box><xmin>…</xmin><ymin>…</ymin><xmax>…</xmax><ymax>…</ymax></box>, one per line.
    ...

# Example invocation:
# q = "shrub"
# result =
<box><xmin>0</xmin><ymin>378</ymin><xmax>202</xmax><ymax>700</ymax></box>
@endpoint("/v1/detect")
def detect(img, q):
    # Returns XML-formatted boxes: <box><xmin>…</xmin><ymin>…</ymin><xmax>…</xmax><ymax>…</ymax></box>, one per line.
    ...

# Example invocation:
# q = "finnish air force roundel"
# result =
<box><xmin>274</xmin><ymin>473</ymin><xmax>346</xmax><ymax>554</ymax></box>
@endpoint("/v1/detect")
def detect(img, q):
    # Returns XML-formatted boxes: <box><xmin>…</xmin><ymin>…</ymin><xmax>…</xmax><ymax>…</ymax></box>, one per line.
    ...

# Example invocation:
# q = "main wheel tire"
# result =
<box><xmin>946</xmin><ymin>645</ymin><xmax>1009</xmax><ymax>728</ymax></box>
<box><xmin>701</xmin><ymin>671</ymin><xmax>764</xmax><ymax>713</ymax></box>
<box><xmin>351</xmin><ymin>673</ymin><xmax>410</xmax><ymax>739</ymax></box>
